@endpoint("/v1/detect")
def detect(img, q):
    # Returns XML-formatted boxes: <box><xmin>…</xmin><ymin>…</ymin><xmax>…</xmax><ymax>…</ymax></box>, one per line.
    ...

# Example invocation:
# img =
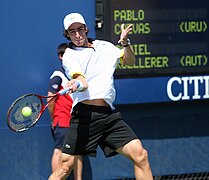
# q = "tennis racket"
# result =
<box><xmin>7</xmin><ymin>87</ymin><xmax>71</xmax><ymax>132</ymax></box>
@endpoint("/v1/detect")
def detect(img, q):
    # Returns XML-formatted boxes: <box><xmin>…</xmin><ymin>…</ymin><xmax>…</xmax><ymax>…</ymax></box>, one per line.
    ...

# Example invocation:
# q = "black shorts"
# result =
<box><xmin>62</xmin><ymin>103</ymin><xmax>138</xmax><ymax>157</ymax></box>
<box><xmin>52</xmin><ymin>126</ymin><xmax>69</xmax><ymax>149</ymax></box>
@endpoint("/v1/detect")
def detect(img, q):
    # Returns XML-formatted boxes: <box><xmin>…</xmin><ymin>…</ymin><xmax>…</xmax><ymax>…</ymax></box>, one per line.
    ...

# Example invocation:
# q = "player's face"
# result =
<box><xmin>67</xmin><ymin>23</ymin><xmax>88</xmax><ymax>47</ymax></box>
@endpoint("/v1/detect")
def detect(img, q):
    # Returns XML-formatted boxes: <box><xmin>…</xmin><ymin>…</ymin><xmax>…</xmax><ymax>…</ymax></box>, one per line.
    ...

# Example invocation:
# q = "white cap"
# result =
<box><xmin>63</xmin><ymin>13</ymin><xmax>86</xmax><ymax>30</ymax></box>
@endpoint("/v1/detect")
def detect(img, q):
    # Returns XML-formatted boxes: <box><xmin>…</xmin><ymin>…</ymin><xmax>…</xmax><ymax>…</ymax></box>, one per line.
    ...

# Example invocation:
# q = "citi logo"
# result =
<box><xmin>167</xmin><ymin>76</ymin><xmax>209</xmax><ymax>101</ymax></box>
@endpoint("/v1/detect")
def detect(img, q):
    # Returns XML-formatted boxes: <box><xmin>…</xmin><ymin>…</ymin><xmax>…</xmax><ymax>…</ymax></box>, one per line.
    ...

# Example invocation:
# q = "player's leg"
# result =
<box><xmin>116</xmin><ymin>139</ymin><xmax>153</xmax><ymax>180</ymax></box>
<box><xmin>51</xmin><ymin>126</ymin><xmax>69</xmax><ymax>172</ymax></box>
<box><xmin>51</xmin><ymin>103</ymin><xmax>108</xmax><ymax>180</ymax></box>
<box><xmin>48</xmin><ymin>153</ymin><xmax>75</xmax><ymax>180</ymax></box>
<box><xmin>73</xmin><ymin>156</ymin><xmax>83</xmax><ymax>180</ymax></box>
<box><xmin>51</xmin><ymin>148</ymin><xmax>62</xmax><ymax>172</ymax></box>
<box><xmin>103</xmin><ymin>112</ymin><xmax>153</xmax><ymax>180</ymax></box>
<box><xmin>51</xmin><ymin>127</ymin><xmax>62</xmax><ymax>172</ymax></box>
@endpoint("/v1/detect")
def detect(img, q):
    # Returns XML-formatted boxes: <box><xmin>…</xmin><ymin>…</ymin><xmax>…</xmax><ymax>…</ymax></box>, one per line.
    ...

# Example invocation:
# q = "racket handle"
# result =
<box><xmin>59</xmin><ymin>87</ymin><xmax>71</xmax><ymax>95</ymax></box>
<box><xmin>58</xmin><ymin>81</ymin><xmax>81</xmax><ymax>95</ymax></box>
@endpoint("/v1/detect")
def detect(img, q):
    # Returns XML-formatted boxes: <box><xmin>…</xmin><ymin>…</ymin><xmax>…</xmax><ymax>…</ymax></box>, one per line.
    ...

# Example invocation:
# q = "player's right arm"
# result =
<box><xmin>65</xmin><ymin>75</ymin><xmax>88</xmax><ymax>93</ymax></box>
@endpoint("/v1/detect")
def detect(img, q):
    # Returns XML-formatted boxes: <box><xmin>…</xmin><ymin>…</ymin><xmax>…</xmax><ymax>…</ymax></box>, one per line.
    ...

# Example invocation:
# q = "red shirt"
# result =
<box><xmin>52</xmin><ymin>90</ymin><xmax>73</xmax><ymax>127</ymax></box>
<box><xmin>48</xmin><ymin>67</ymin><xmax>73</xmax><ymax>127</ymax></box>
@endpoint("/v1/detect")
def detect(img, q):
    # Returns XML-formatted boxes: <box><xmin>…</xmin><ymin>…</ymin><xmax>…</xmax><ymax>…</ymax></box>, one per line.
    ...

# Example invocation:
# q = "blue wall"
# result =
<box><xmin>1</xmin><ymin>0</ymin><xmax>209</xmax><ymax>179</ymax></box>
<box><xmin>0</xmin><ymin>1</ymin><xmax>95</xmax><ymax>179</ymax></box>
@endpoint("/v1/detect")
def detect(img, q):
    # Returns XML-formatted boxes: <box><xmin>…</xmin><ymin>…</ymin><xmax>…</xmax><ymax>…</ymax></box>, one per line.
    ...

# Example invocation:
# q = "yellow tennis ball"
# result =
<box><xmin>22</xmin><ymin>106</ymin><xmax>32</xmax><ymax>117</ymax></box>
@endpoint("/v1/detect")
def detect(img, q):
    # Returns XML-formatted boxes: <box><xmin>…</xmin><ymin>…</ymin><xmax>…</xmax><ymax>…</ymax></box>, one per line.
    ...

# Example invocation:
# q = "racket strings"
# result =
<box><xmin>8</xmin><ymin>95</ymin><xmax>42</xmax><ymax>132</ymax></box>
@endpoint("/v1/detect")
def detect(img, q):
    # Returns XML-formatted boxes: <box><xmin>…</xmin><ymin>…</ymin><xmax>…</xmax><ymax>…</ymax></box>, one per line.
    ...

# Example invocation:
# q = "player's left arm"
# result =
<box><xmin>118</xmin><ymin>24</ymin><xmax>135</xmax><ymax>66</ymax></box>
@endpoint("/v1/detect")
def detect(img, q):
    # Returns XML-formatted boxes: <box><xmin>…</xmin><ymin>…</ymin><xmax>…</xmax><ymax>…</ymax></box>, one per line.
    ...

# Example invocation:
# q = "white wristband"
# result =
<box><xmin>75</xmin><ymin>79</ymin><xmax>84</xmax><ymax>91</ymax></box>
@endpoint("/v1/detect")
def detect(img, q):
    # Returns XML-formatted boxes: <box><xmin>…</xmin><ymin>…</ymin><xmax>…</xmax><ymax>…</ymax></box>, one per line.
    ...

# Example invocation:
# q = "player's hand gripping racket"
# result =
<box><xmin>7</xmin><ymin>87</ymin><xmax>71</xmax><ymax>132</ymax></box>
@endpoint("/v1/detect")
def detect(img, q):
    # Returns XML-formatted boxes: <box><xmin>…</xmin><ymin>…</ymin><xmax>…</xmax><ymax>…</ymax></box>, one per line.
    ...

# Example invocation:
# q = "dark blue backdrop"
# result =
<box><xmin>1</xmin><ymin>0</ymin><xmax>209</xmax><ymax>179</ymax></box>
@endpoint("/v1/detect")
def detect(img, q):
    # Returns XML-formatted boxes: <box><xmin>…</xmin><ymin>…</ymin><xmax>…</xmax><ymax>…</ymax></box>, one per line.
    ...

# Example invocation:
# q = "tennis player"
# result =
<box><xmin>48</xmin><ymin>13</ymin><xmax>153</xmax><ymax>180</ymax></box>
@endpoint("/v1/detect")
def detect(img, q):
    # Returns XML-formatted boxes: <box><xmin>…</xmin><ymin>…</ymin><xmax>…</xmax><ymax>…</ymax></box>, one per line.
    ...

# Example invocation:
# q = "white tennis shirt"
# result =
<box><xmin>62</xmin><ymin>40</ymin><xmax>124</xmax><ymax>109</ymax></box>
